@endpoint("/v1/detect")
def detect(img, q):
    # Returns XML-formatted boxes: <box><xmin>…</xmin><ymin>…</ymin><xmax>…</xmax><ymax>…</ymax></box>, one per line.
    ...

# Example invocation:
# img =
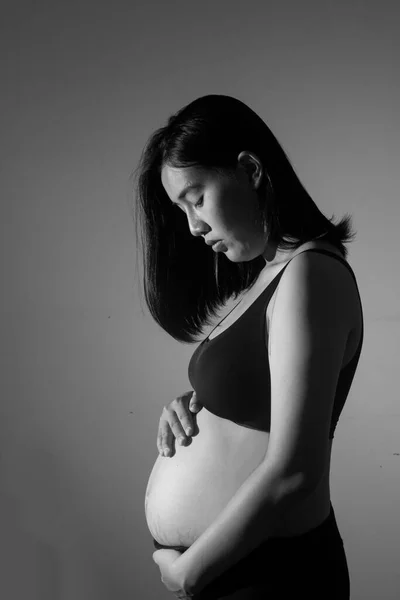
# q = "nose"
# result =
<box><xmin>191</xmin><ymin>226</ymin><xmax>206</xmax><ymax>239</ymax></box>
<box><xmin>186</xmin><ymin>212</ymin><xmax>207</xmax><ymax>238</ymax></box>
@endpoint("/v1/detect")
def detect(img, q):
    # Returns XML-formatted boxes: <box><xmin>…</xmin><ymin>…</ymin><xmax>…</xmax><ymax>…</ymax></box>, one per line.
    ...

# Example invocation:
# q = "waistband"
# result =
<box><xmin>152</xmin><ymin>501</ymin><xmax>341</xmax><ymax>553</ymax></box>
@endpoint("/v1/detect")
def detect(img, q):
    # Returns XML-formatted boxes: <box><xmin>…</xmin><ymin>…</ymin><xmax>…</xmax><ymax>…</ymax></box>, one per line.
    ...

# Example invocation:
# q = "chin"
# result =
<box><xmin>225</xmin><ymin>249</ymin><xmax>251</xmax><ymax>263</ymax></box>
<box><xmin>235</xmin><ymin>253</ymin><xmax>260</xmax><ymax>264</ymax></box>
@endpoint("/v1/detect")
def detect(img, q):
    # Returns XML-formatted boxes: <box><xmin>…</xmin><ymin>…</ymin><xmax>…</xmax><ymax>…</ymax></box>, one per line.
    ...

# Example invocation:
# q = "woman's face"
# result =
<box><xmin>160</xmin><ymin>152</ymin><xmax>269</xmax><ymax>263</ymax></box>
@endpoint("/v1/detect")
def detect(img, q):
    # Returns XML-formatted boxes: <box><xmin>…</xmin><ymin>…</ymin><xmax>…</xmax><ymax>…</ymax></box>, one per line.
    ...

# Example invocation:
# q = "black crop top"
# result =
<box><xmin>188</xmin><ymin>249</ymin><xmax>364</xmax><ymax>440</ymax></box>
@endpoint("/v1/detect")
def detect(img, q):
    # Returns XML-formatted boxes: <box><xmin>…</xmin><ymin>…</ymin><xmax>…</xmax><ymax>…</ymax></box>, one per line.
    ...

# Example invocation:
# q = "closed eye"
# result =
<box><xmin>172</xmin><ymin>197</ymin><xmax>203</xmax><ymax>211</ymax></box>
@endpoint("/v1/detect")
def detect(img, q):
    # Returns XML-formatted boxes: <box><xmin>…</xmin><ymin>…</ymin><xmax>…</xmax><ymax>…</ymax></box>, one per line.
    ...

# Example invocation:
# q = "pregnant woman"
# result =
<box><xmin>136</xmin><ymin>95</ymin><xmax>364</xmax><ymax>599</ymax></box>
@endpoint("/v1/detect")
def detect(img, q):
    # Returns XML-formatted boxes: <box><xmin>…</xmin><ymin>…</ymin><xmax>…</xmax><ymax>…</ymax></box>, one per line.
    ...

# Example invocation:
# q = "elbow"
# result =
<box><xmin>264</xmin><ymin>465</ymin><xmax>319</xmax><ymax>513</ymax></box>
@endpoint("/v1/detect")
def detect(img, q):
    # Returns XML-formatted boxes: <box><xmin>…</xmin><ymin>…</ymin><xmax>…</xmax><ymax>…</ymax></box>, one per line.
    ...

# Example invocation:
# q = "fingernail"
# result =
<box><xmin>185</xmin><ymin>427</ymin><xmax>192</xmax><ymax>435</ymax></box>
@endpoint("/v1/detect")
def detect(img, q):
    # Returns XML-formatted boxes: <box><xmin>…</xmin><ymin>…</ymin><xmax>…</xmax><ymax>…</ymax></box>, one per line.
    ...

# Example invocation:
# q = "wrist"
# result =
<box><xmin>172</xmin><ymin>557</ymin><xmax>198</xmax><ymax>597</ymax></box>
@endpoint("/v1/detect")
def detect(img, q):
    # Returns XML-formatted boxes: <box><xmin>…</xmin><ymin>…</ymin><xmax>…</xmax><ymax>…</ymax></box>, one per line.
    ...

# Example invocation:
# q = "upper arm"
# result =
<box><xmin>265</xmin><ymin>252</ymin><xmax>352</xmax><ymax>490</ymax></box>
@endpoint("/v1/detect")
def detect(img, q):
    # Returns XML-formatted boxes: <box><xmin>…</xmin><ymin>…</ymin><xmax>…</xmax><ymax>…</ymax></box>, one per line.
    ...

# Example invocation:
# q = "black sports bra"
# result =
<box><xmin>188</xmin><ymin>249</ymin><xmax>364</xmax><ymax>439</ymax></box>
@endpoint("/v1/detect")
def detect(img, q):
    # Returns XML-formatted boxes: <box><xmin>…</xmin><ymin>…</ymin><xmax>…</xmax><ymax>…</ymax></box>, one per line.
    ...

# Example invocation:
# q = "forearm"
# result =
<box><xmin>174</xmin><ymin>462</ymin><xmax>314</xmax><ymax>595</ymax></box>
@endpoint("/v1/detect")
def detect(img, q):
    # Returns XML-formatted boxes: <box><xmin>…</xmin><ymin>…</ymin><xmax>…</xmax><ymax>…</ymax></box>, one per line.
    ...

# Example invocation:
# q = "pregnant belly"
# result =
<box><xmin>145</xmin><ymin>407</ymin><xmax>279</xmax><ymax>547</ymax></box>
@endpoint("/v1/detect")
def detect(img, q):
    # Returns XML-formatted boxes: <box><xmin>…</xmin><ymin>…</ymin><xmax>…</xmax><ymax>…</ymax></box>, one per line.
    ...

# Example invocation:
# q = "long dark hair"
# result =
<box><xmin>131</xmin><ymin>94</ymin><xmax>356</xmax><ymax>343</ymax></box>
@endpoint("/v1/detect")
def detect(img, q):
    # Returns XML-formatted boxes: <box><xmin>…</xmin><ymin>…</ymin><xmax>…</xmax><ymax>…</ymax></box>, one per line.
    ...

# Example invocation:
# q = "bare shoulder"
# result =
<box><xmin>285</xmin><ymin>246</ymin><xmax>354</xmax><ymax>320</ymax></box>
<box><xmin>266</xmin><ymin>243</ymin><xmax>360</xmax><ymax>352</ymax></box>
<box><xmin>266</xmin><ymin>242</ymin><xmax>359</xmax><ymax>326</ymax></box>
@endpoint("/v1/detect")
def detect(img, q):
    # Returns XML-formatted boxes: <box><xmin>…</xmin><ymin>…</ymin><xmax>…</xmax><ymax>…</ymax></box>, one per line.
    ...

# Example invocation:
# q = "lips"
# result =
<box><xmin>212</xmin><ymin>240</ymin><xmax>226</xmax><ymax>251</ymax></box>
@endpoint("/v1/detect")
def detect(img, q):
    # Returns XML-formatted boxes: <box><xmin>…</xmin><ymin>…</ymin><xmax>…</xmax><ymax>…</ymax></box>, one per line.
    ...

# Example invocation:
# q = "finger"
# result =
<box><xmin>158</xmin><ymin>422</ymin><xmax>176</xmax><ymax>457</ymax></box>
<box><xmin>171</xmin><ymin>398</ymin><xmax>196</xmax><ymax>438</ymax></box>
<box><xmin>189</xmin><ymin>391</ymin><xmax>201</xmax><ymax>414</ymax></box>
<box><xmin>167</xmin><ymin>407</ymin><xmax>191</xmax><ymax>444</ymax></box>
<box><xmin>158</xmin><ymin>410</ymin><xmax>177</xmax><ymax>457</ymax></box>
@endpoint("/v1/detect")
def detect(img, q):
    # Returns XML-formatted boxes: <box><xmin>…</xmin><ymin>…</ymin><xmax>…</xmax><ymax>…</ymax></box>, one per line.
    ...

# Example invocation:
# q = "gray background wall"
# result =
<box><xmin>1</xmin><ymin>1</ymin><xmax>399</xmax><ymax>598</ymax></box>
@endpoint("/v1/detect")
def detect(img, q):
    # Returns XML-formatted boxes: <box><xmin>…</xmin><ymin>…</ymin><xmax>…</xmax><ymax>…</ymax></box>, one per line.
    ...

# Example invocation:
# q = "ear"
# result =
<box><xmin>237</xmin><ymin>151</ymin><xmax>263</xmax><ymax>190</ymax></box>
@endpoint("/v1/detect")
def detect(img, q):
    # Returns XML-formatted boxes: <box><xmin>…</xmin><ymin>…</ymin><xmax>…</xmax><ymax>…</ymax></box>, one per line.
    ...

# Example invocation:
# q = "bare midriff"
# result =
<box><xmin>145</xmin><ymin>406</ymin><xmax>333</xmax><ymax>547</ymax></box>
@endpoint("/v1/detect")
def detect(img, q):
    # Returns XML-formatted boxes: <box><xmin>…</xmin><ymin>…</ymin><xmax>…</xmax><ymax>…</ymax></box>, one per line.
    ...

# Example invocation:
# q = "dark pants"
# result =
<box><xmin>152</xmin><ymin>501</ymin><xmax>350</xmax><ymax>599</ymax></box>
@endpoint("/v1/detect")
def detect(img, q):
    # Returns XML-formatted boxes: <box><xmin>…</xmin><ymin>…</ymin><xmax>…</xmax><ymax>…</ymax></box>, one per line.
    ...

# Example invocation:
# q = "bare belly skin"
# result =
<box><xmin>145</xmin><ymin>406</ymin><xmax>332</xmax><ymax>547</ymax></box>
